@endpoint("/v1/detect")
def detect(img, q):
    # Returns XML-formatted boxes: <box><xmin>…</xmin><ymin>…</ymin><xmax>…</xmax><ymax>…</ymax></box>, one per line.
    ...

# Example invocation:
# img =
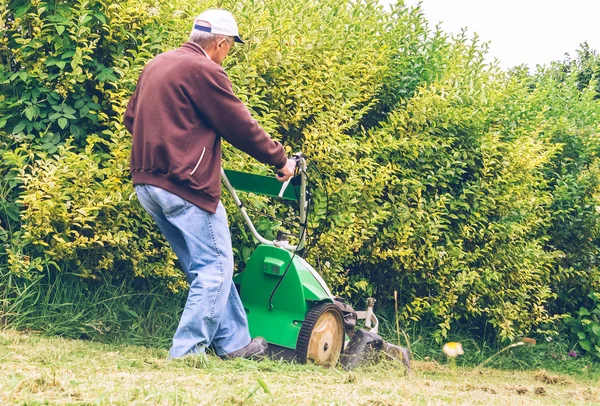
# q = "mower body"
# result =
<box><xmin>233</xmin><ymin>244</ymin><xmax>334</xmax><ymax>349</ymax></box>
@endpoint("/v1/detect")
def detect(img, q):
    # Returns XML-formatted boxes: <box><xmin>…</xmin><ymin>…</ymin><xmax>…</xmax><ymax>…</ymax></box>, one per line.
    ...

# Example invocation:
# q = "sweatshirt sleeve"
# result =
<box><xmin>124</xmin><ymin>87</ymin><xmax>138</xmax><ymax>134</ymax></box>
<box><xmin>188</xmin><ymin>65</ymin><xmax>287</xmax><ymax>169</ymax></box>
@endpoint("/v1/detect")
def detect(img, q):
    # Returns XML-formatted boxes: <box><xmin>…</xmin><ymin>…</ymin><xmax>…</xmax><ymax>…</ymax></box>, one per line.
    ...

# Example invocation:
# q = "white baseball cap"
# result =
<box><xmin>192</xmin><ymin>9</ymin><xmax>245</xmax><ymax>44</ymax></box>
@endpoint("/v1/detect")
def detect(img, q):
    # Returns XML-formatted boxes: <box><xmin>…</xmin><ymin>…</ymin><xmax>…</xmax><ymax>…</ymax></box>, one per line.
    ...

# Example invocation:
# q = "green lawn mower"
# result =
<box><xmin>222</xmin><ymin>153</ymin><xmax>410</xmax><ymax>369</ymax></box>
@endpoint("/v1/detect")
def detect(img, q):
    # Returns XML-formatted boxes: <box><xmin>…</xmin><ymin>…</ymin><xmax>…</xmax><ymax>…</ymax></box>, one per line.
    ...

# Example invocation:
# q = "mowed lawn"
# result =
<box><xmin>0</xmin><ymin>330</ymin><xmax>598</xmax><ymax>405</ymax></box>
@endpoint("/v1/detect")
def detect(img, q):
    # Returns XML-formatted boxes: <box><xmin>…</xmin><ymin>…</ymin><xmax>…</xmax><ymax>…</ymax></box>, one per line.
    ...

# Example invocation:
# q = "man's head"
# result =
<box><xmin>189</xmin><ymin>9</ymin><xmax>244</xmax><ymax>65</ymax></box>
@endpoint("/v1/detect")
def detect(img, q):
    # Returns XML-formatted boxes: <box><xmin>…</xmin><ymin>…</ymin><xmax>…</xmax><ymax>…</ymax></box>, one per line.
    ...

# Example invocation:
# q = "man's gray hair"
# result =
<box><xmin>189</xmin><ymin>30</ymin><xmax>227</xmax><ymax>48</ymax></box>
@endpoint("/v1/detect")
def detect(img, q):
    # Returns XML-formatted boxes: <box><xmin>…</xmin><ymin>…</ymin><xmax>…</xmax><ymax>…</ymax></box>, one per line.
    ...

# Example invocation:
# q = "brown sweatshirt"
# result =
<box><xmin>124</xmin><ymin>42</ymin><xmax>287</xmax><ymax>214</ymax></box>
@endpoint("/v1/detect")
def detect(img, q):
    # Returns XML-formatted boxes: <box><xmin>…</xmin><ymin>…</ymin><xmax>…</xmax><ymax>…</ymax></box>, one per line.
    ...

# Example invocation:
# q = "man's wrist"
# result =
<box><xmin>276</xmin><ymin>158</ymin><xmax>288</xmax><ymax>170</ymax></box>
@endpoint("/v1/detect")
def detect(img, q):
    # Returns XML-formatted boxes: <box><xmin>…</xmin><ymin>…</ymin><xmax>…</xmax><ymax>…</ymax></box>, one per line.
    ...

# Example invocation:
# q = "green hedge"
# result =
<box><xmin>1</xmin><ymin>0</ymin><xmax>600</xmax><ymax>343</ymax></box>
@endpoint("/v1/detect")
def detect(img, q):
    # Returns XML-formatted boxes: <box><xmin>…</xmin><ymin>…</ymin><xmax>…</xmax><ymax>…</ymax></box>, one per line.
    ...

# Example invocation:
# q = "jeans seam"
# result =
<box><xmin>145</xmin><ymin>185</ymin><xmax>190</xmax><ymax>218</ymax></box>
<box><xmin>137</xmin><ymin>185</ymin><xmax>152</xmax><ymax>204</ymax></box>
<box><xmin>166</xmin><ymin>201</ymin><xmax>190</xmax><ymax>217</ymax></box>
<box><xmin>143</xmin><ymin>184</ymin><xmax>158</xmax><ymax>204</ymax></box>
<box><xmin>207</xmin><ymin>212</ymin><xmax>224</xmax><ymax>321</ymax></box>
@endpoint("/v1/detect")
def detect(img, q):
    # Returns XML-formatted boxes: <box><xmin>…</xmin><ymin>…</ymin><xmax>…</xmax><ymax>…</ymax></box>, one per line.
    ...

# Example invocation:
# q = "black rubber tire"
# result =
<box><xmin>295</xmin><ymin>302</ymin><xmax>345</xmax><ymax>367</ymax></box>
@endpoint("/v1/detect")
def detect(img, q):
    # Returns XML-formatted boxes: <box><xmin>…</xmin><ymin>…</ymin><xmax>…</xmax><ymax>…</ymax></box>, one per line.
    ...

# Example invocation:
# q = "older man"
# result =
<box><xmin>124</xmin><ymin>9</ymin><xmax>295</xmax><ymax>359</ymax></box>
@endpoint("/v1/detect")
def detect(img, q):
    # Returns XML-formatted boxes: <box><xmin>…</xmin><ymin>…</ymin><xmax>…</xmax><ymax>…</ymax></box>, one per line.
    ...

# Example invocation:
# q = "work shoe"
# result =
<box><xmin>223</xmin><ymin>337</ymin><xmax>268</xmax><ymax>360</ymax></box>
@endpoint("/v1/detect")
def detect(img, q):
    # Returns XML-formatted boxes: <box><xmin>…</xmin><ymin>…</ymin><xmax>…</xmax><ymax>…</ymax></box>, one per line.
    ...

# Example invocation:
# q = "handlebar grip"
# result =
<box><xmin>277</xmin><ymin>154</ymin><xmax>303</xmax><ymax>177</ymax></box>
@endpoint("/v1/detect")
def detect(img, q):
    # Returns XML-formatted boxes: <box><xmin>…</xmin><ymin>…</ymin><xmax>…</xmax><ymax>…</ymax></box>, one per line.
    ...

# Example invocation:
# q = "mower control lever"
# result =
<box><xmin>278</xmin><ymin>178</ymin><xmax>292</xmax><ymax>198</ymax></box>
<box><xmin>276</xmin><ymin>153</ymin><xmax>303</xmax><ymax>178</ymax></box>
<box><xmin>277</xmin><ymin>154</ymin><xmax>303</xmax><ymax>198</ymax></box>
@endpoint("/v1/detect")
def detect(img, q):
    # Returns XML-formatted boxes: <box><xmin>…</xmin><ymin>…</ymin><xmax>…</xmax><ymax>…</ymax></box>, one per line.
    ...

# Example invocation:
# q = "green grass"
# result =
<box><xmin>1</xmin><ymin>329</ymin><xmax>599</xmax><ymax>405</ymax></box>
<box><xmin>374</xmin><ymin>308</ymin><xmax>600</xmax><ymax>378</ymax></box>
<box><xmin>0</xmin><ymin>268</ymin><xmax>183</xmax><ymax>347</ymax></box>
<box><xmin>1</xmin><ymin>270</ymin><xmax>599</xmax><ymax>404</ymax></box>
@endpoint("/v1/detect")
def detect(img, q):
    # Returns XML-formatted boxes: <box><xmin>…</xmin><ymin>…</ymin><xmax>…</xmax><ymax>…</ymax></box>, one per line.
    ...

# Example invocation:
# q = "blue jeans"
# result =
<box><xmin>134</xmin><ymin>184</ymin><xmax>251</xmax><ymax>358</ymax></box>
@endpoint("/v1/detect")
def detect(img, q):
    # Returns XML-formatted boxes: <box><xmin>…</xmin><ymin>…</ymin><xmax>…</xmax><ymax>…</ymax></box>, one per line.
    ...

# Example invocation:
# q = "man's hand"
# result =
<box><xmin>276</xmin><ymin>158</ymin><xmax>296</xmax><ymax>182</ymax></box>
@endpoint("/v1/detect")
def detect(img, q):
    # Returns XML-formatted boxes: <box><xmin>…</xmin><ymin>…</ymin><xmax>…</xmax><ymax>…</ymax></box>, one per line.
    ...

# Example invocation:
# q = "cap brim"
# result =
<box><xmin>234</xmin><ymin>35</ymin><xmax>245</xmax><ymax>44</ymax></box>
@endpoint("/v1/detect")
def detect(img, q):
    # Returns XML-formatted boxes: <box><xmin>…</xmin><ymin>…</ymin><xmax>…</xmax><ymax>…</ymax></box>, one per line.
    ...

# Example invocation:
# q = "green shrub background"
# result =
<box><xmin>1</xmin><ymin>0</ymin><xmax>600</xmax><ymax>346</ymax></box>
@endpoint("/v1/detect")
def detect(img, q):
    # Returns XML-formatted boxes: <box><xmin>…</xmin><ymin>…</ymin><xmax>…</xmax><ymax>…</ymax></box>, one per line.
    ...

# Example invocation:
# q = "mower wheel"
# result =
<box><xmin>296</xmin><ymin>303</ymin><xmax>345</xmax><ymax>367</ymax></box>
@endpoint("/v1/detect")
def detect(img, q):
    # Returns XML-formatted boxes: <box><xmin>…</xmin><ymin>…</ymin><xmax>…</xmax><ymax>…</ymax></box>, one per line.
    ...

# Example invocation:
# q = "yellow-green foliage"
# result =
<box><xmin>2</xmin><ymin>0</ymin><xmax>600</xmax><ymax>342</ymax></box>
<box><xmin>8</xmin><ymin>136</ymin><xmax>185</xmax><ymax>292</ymax></box>
<box><xmin>1</xmin><ymin>0</ymin><xmax>185</xmax><ymax>293</ymax></box>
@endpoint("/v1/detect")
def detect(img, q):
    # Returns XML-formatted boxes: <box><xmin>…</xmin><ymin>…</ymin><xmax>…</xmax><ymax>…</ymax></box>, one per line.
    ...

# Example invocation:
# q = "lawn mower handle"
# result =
<box><xmin>276</xmin><ymin>153</ymin><xmax>303</xmax><ymax>178</ymax></box>
<box><xmin>221</xmin><ymin>153</ymin><xmax>308</xmax><ymax>252</ymax></box>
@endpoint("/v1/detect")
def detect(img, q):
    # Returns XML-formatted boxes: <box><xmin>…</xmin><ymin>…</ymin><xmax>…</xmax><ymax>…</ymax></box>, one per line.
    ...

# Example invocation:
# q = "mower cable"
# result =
<box><xmin>301</xmin><ymin>156</ymin><xmax>330</xmax><ymax>260</ymax></box>
<box><xmin>268</xmin><ymin>167</ymin><xmax>311</xmax><ymax>310</ymax></box>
